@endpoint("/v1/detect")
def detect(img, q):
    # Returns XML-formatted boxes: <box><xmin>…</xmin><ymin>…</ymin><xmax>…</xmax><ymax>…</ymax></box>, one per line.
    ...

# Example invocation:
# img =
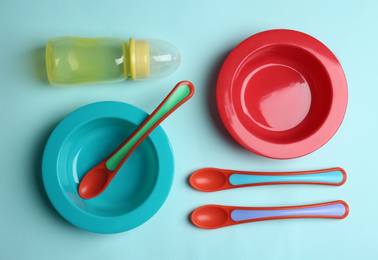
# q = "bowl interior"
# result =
<box><xmin>232</xmin><ymin>44</ymin><xmax>332</xmax><ymax>144</ymax></box>
<box><xmin>58</xmin><ymin>117</ymin><xmax>158</xmax><ymax>217</ymax></box>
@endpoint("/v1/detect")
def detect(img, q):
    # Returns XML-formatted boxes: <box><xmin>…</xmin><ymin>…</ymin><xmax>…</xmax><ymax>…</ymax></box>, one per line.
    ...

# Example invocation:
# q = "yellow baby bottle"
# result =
<box><xmin>46</xmin><ymin>37</ymin><xmax>181</xmax><ymax>86</ymax></box>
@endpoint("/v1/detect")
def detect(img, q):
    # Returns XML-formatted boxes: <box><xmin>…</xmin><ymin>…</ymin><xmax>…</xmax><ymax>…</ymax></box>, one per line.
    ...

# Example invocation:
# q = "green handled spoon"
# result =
<box><xmin>78</xmin><ymin>81</ymin><xmax>195</xmax><ymax>199</ymax></box>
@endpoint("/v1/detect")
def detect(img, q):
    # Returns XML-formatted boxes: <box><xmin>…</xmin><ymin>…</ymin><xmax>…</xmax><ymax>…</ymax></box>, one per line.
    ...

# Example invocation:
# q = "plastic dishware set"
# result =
<box><xmin>42</xmin><ymin>30</ymin><xmax>349</xmax><ymax>233</ymax></box>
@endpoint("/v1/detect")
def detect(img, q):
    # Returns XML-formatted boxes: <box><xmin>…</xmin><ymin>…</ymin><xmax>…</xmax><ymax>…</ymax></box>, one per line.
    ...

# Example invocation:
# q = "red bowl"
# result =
<box><xmin>217</xmin><ymin>29</ymin><xmax>348</xmax><ymax>159</ymax></box>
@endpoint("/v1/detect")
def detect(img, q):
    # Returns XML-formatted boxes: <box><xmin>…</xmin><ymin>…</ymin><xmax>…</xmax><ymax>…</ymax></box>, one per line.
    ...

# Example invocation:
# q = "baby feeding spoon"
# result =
<box><xmin>191</xmin><ymin>200</ymin><xmax>349</xmax><ymax>229</ymax></box>
<box><xmin>78</xmin><ymin>81</ymin><xmax>195</xmax><ymax>199</ymax></box>
<box><xmin>189</xmin><ymin>167</ymin><xmax>346</xmax><ymax>192</ymax></box>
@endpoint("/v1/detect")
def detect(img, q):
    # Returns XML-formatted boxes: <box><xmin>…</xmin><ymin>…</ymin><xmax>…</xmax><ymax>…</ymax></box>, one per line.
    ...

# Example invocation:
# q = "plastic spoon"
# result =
<box><xmin>189</xmin><ymin>167</ymin><xmax>346</xmax><ymax>192</ymax></box>
<box><xmin>191</xmin><ymin>200</ymin><xmax>349</xmax><ymax>229</ymax></box>
<box><xmin>78</xmin><ymin>81</ymin><xmax>195</xmax><ymax>199</ymax></box>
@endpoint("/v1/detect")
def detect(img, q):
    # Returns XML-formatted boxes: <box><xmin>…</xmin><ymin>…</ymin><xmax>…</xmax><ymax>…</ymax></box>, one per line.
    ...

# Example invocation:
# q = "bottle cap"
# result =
<box><xmin>129</xmin><ymin>38</ymin><xmax>181</xmax><ymax>80</ymax></box>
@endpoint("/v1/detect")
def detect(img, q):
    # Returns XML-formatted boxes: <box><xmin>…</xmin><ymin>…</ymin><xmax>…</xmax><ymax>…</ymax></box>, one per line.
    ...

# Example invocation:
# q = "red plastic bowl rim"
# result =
<box><xmin>216</xmin><ymin>29</ymin><xmax>348</xmax><ymax>159</ymax></box>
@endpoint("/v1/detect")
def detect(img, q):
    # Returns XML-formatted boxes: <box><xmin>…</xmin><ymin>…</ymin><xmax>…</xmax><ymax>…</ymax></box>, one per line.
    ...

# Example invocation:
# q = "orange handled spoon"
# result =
<box><xmin>189</xmin><ymin>167</ymin><xmax>346</xmax><ymax>192</ymax></box>
<box><xmin>191</xmin><ymin>200</ymin><xmax>349</xmax><ymax>229</ymax></box>
<box><xmin>79</xmin><ymin>81</ymin><xmax>195</xmax><ymax>199</ymax></box>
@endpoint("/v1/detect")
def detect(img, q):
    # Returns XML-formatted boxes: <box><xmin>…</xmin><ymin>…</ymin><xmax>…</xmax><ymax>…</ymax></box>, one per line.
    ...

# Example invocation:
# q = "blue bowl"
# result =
<box><xmin>42</xmin><ymin>101</ymin><xmax>174</xmax><ymax>233</ymax></box>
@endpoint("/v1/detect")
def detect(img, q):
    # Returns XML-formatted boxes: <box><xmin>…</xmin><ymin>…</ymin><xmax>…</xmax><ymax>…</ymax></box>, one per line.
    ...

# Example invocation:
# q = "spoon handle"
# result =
<box><xmin>230</xmin><ymin>201</ymin><xmax>348</xmax><ymax>222</ymax></box>
<box><xmin>105</xmin><ymin>81</ymin><xmax>194</xmax><ymax>173</ymax></box>
<box><xmin>229</xmin><ymin>167</ymin><xmax>346</xmax><ymax>186</ymax></box>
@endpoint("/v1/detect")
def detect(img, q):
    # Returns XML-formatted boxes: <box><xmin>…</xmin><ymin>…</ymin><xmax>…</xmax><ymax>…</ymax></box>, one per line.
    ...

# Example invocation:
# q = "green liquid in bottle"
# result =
<box><xmin>46</xmin><ymin>37</ymin><xmax>130</xmax><ymax>86</ymax></box>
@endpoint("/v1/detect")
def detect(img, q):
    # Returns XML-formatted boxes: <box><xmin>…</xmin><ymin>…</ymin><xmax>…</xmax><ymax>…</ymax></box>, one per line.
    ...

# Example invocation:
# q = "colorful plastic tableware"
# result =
<box><xmin>217</xmin><ymin>29</ymin><xmax>348</xmax><ymax>159</ymax></box>
<box><xmin>79</xmin><ymin>81</ymin><xmax>194</xmax><ymax>199</ymax></box>
<box><xmin>42</xmin><ymin>101</ymin><xmax>174</xmax><ymax>233</ymax></box>
<box><xmin>189</xmin><ymin>167</ymin><xmax>346</xmax><ymax>192</ymax></box>
<box><xmin>191</xmin><ymin>201</ymin><xmax>349</xmax><ymax>229</ymax></box>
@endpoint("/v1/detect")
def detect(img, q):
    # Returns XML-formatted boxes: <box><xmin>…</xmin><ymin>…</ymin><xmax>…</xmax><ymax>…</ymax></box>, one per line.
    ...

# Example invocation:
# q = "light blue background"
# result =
<box><xmin>1</xmin><ymin>0</ymin><xmax>377</xmax><ymax>259</ymax></box>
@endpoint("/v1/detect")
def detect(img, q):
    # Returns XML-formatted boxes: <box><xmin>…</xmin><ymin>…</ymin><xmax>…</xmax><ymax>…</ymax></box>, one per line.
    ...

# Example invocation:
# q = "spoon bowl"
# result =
<box><xmin>189</xmin><ymin>169</ymin><xmax>227</xmax><ymax>192</ymax></box>
<box><xmin>191</xmin><ymin>206</ymin><xmax>229</xmax><ymax>229</ymax></box>
<box><xmin>79</xmin><ymin>164</ymin><xmax>109</xmax><ymax>199</ymax></box>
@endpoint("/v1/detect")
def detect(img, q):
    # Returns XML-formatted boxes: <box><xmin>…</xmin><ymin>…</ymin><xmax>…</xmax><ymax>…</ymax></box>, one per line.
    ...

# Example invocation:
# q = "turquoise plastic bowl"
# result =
<box><xmin>42</xmin><ymin>101</ymin><xmax>174</xmax><ymax>233</ymax></box>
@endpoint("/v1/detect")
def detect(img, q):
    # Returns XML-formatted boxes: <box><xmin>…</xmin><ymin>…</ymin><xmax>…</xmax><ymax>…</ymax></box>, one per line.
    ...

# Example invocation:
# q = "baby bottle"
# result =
<box><xmin>46</xmin><ymin>37</ymin><xmax>181</xmax><ymax>86</ymax></box>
